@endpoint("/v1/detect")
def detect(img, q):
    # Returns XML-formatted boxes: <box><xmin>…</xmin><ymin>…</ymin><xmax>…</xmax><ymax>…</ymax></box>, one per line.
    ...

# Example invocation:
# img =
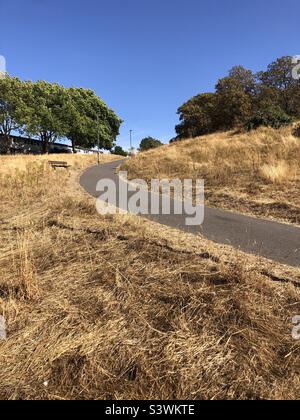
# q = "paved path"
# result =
<box><xmin>80</xmin><ymin>160</ymin><xmax>300</xmax><ymax>268</ymax></box>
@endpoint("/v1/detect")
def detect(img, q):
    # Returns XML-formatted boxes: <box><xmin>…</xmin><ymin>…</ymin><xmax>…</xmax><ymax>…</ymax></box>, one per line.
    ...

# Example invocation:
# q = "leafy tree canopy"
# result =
<box><xmin>25</xmin><ymin>81</ymin><xmax>68</xmax><ymax>153</ymax></box>
<box><xmin>175</xmin><ymin>56</ymin><xmax>299</xmax><ymax>140</ymax></box>
<box><xmin>139</xmin><ymin>137</ymin><xmax>163</xmax><ymax>152</ymax></box>
<box><xmin>229</xmin><ymin>66</ymin><xmax>257</xmax><ymax>95</ymax></box>
<box><xmin>0</xmin><ymin>76</ymin><xmax>122</xmax><ymax>154</ymax></box>
<box><xmin>215</xmin><ymin>76</ymin><xmax>253</xmax><ymax>130</ymax></box>
<box><xmin>257</xmin><ymin>56</ymin><xmax>297</xmax><ymax>91</ymax></box>
<box><xmin>0</xmin><ymin>77</ymin><xmax>32</xmax><ymax>152</ymax></box>
<box><xmin>65</xmin><ymin>88</ymin><xmax>122</xmax><ymax>152</ymax></box>
<box><xmin>176</xmin><ymin>93</ymin><xmax>216</xmax><ymax>139</ymax></box>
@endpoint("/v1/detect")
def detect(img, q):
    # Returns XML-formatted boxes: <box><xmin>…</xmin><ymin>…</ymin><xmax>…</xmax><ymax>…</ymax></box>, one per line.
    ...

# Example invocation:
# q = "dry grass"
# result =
<box><xmin>0</xmin><ymin>153</ymin><xmax>99</xmax><ymax>175</ymax></box>
<box><xmin>260</xmin><ymin>161</ymin><xmax>297</xmax><ymax>184</ymax></box>
<box><xmin>122</xmin><ymin>126</ymin><xmax>300</xmax><ymax>224</ymax></box>
<box><xmin>0</xmin><ymin>153</ymin><xmax>300</xmax><ymax>400</ymax></box>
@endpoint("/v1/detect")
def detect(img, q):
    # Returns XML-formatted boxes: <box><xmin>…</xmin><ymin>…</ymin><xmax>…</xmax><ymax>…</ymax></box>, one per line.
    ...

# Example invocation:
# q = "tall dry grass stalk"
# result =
<box><xmin>15</xmin><ymin>233</ymin><xmax>39</xmax><ymax>301</ymax></box>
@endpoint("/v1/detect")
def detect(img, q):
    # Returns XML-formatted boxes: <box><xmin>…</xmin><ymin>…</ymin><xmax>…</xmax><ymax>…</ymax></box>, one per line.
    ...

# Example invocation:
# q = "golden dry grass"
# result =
<box><xmin>122</xmin><ymin>126</ymin><xmax>300</xmax><ymax>224</ymax></box>
<box><xmin>0</xmin><ymin>153</ymin><xmax>112</xmax><ymax>176</ymax></box>
<box><xmin>0</xmin><ymin>153</ymin><xmax>300</xmax><ymax>400</ymax></box>
<box><xmin>260</xmin><ymin>160</ymin><xmax>297</xmax><ymax>184</ymax></box>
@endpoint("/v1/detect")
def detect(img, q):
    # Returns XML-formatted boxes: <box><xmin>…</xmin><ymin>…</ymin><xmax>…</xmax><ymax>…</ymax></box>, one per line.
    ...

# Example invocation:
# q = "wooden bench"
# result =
<box><xmin>48</xmin><ymin>161</ymin><xmax>71</xmax><ymax>169</ymax></box>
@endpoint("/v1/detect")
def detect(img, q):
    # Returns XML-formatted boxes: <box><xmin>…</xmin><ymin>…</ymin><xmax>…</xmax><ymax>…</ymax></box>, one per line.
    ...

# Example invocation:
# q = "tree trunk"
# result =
<box><xmin>0</xmin><ymin>133</ymin><xmax>11</xmax><ymax>154</ymax></box>
<box><xmin>45</xmin><ymin>142</ymin><xmax>49</xmax><ymax>154</ymax></box>
<box><xmin>42</xmin><ymin>139</ymin><xmax>49</xmax><ymax>154</ymax></box>
<box><xmin>41</xmin><ymin>132</ymin><xmax>50</xmax><ymax>154</ymax></box>
<box><xmin>71</xmin><ymin>138</ymin><xmax>76</xmax><ymax>154</ymax></box>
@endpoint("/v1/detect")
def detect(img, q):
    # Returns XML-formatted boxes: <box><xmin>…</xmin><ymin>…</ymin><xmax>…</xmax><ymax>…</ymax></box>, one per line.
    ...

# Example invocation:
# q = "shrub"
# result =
<box><xmin>246</xmin><ymin>106</ymin><xmax>293</xmax><ymax>131</ymax></box>
<box><xmin>293</xmin><ymin>124</ymin><xmax>300</xmax><ymax>138</ymax></box>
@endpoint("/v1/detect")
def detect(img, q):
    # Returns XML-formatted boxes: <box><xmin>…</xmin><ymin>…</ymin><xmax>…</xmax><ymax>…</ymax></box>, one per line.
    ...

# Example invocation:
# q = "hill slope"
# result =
<box><xmin>123</xmin><ymin>126</ymin><xmax>300</xmax><ymax>225</ymax></box>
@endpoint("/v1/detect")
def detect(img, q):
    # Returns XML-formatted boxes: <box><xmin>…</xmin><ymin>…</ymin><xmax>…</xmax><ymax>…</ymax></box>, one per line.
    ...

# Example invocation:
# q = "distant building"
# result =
<box><xmin>0</xmin><ymin>134</ymin><xmax>98</xmax><ymax>155</ymax></box>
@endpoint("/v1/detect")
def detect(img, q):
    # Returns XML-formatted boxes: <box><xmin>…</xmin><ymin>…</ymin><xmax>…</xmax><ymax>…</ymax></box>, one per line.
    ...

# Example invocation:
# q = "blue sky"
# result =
<box><xmin>0</xmin><ymin>0</ymin><xmax>299</xmax><ymax>149</ymax></box>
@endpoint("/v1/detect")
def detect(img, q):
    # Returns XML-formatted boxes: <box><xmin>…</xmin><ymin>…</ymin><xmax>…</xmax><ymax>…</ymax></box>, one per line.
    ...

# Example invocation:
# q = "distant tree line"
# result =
<box><xmin>176</xmin><ymin>56</ymin><xmax>300</xmax><ymax>140</ymax></box>
<box><xmin>0</xmin><ymin>76</ymin><xmax>122</xmax><ymax>154</ymax></box>
<box><xmin>112</xmin><ymin>145</ymin><xmax>128</xmax><ymax>157</ymax></box>
<box><xmin>111</xmin><ymin>137</ymin><xmax>164</xmax><ymax>156</ymax></box>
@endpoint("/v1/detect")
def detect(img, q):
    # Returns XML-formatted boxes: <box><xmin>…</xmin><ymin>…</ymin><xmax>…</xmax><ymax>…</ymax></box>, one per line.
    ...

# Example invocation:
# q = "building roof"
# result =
<box><xmin>0</xmin><ymin>134</ymin><xmax>97</xmax><ymax>153</ymax></box>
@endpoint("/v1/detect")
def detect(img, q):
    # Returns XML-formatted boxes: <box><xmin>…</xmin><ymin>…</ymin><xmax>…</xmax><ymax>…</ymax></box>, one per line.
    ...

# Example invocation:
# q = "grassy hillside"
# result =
<box><xmin>122</xmin><ymin>126</ymin><xmax>300</xmax><ymax>224</ymax></box>
<box><xmin>0</xmin><ymin>154</ymin><xmax>300</xmax><ymax>400</ymax></box>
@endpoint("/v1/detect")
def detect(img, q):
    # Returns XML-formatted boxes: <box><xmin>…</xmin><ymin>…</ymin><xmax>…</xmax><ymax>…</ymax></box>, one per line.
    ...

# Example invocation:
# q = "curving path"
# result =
<box><xmin>80</xmin><ymin>159</ymin><xmax>300</xmax><ymax>268</ymax></box>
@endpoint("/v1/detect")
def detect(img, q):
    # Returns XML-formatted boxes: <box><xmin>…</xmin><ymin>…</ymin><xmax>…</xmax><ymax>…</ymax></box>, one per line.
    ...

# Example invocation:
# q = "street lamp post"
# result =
<box><xmin>97</xmin><ymin>114</ymin><xmax>101</xmax><ymax>165</ymax></box>
<box><xmin>129</xmin><ymin>130</ymin><xmax>133</xmax><ymax>155</ymax></box>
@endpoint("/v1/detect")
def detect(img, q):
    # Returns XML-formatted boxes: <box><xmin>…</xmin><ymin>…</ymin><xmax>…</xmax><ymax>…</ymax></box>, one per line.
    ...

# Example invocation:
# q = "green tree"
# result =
<box><xmin>174</xmin><ymin>57</ymin><xmax>298</xmax><ymax>139</ymax></box>
<box><xmin>254</xmin><ymin>85</ymin><xmax>281</xmax><ymax>111</ymax></box>
<box><xmin>139</xmin><ymin>137</ymin><xmax>163</xmax><ymax>151</ymax></box>
<box><xmin>258</xmin><ymin>56</ymin><xmax>296</xmax><ymax>91</ymax></box>
<box><xmin>286</xmin><ymin>82</ymin><xmax>300</xmax><ymax>118</ymax></box>
<box><xmin>76</xmin><ymin>89</ymin><xmax>122</xmax><ymax>152</ymax></box>
<box><xmin>64</xmin><ymin>88</ymin><xmax>92</xmax><ymax>153</ymax></box>
<box><xmin>176</xmin><ymin>93</ymin><xmax>216</xmax><ymax>139</ymax></box>
<box><xmin>257</xmin><ymin>56</ymin><xmax>300</xmax><ymax>116</ymax></box>
<box><xmin>25</xmin><ymin>81</ymin><xmax>68</xmax><ymax>153</ymax></box>
<box><xmin>229</xmin><ymin>66</ymin><xmax>256</xmax><ymax>95</ymax></box>
<box><xmin>0</xmin><ymin>77</ymin><xmax>32</xmax><ymax>152</ymax></box>
<box><xmin>215</xmin><ymin>76</ymin><xmax>253</xmax><ymax>129</ymax></box>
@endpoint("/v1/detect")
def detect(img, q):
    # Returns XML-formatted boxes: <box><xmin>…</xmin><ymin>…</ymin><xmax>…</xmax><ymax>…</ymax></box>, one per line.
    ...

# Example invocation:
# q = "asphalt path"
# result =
<box><xmin>80</xmin><ymin>159</ymin><xmax>300</xmax><ymax>268</ymax></box>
